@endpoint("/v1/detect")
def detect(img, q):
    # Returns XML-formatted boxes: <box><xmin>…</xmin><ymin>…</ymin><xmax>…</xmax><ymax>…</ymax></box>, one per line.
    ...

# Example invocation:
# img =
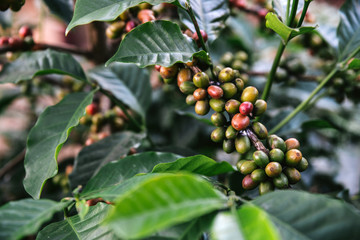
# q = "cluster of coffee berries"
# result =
<box><xmin>327</xmin><ymin>69</ymin><xmax>360</xmax><ymax>103</ymax></box>
<box><xmin>106</xmin><ymin>3</ymin><xmax>156</xmax><ymax>40</ymax></box>
<box><xmin>275</xmin><ymin>57</ymin><xmax>306</xmax><ymax>85</ymax></box>
<box><xmin>220</xmin><ymin>51</ymin><xmax>249</xmax><ymax>73</ymax></box>
<box><xmin>238</xmin><ymin>136</ymin><xmax>308</xmax><ymax>195</ymax></box>
<box><xmin>0</xmin><ymin>25</ymin><xmax>34</xmax><ymax>50</ymax></box>
<box><xmin>0</xmin><ymin>0</ymin><xmax>25</xmax><ymax>12</ymax></box>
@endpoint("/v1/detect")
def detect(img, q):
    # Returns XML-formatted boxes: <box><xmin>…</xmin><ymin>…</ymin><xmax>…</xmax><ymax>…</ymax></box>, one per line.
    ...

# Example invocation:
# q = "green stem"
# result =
<box><xmin>286</xmin><ymin>0</ymin><xmax>291</xmax><ymax>21</ymax></box>
<box><xmin>261</xmin><ymin>42</ymin><xmax>286</xmax><ymax>101</ymax></box>
<box><xmin>296</xmin><ymin>1</ymin><xmax>311</xmax><ymax>28</ymax></box>
<box><xmin>287</xmin><ymin>0</ymin><xmax>299</xmax><ymax>27</ymax></box>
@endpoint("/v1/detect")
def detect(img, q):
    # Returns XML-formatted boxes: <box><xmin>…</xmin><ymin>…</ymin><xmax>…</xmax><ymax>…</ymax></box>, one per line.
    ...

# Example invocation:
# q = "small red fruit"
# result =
<box><xmin>257</xmin><ymin>8</ymin><xmax>268</xmax><ymax>19</ymax></box>
<box><xmin>8</xmin><ymin>37</ymin><xmax>23</xmax><ymax>48</ymax></box>
<box><xmin>192</xmin><ymin>30</ymin><xmax>208</xmax><ymax>46</ymax></box>
<box><xmin>193</xmin><ymin>88</ymin><xmax>207</xmax><ymax>101</ymax></box>
<box><xmin>235</xmin><ymin>0</ymin><xmax>247</xmax><ymax>9</ymax></box>
<box><xmin>231</xmin><ymin>113</ymin><xmax>250</xmax><ymax>131</ymax></box>
<box><xmin>0</xmin><ymin>36</ymin><xmax>9</xmax><ymax>46</ymax></box>
<box><xmin>125</xmin><ymin>21</ymin><xmax>136</xmax><ymax>33</ymax></box>
<box><xmin>155</xmin><ymin>65</ymin><xmax>161</xmax><ymax>72</ymax></box>
<box><xmin>242</xmin><ymin>174</ymin><xmax>258</xmax><ymax>190</ymax></box>
<box><xmin>137</xmin><ymin>9</ymin><xmax>155</xmax><ymax>23</ymax></box>
<box><xmin>239</xmin><ymin>101</ymin><xmax>254</xmax><ymax>116</ymax></box>
<box><xmin>86</xmin><ymin>103</ymin><xmax>99</xmax><ymax>116</ymax></box>
<box><xmin>207</xmin><ymin>85</ymin><xmax>224</xmax><ymax>99</ymax></box>
<box><xmin>18</xmin><ymin>26</ymin><xmax>32</xmax><ymax>39</ymax></box>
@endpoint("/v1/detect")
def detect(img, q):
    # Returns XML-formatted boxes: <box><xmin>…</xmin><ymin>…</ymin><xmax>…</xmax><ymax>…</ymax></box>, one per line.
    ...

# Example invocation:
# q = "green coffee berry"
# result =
<box><xmin>241</xmin><ymin>86</ymin><xmax>258</xmax><ymax>104</ymax></box>
<box><xmin>223</xmin><ymin>139</ymin><xmax>235</xmax><ymax>153</ymax></box>
<box><xmin>225</xmin><ymin>125</ymin><xmax>238</xmax><ymax>139</ymax></box>
<box><xmin>209</xmin><ymin>98</ymin><xmax>226</xmax><ymax>112</ymax></box>
<box><xmin>218</xmin><ymin>67</ymin><xmax>235</xmax><ymax>83</ymax></box>
<box><xmin>235</xmin><ymin>51</ymin><xmax>248</xmax><ymax>62</ymax></box>
<box><xmin>225</xmin><ymin>99</ymin><xmax>241</xmax><ymax>114</ymax></box>
<box><xmin>252</xmin><ymin>122</ymin><xmax>268</xmax><ymax>140</ymax></box>
<box><xmin>240</xmin><ymin>160</ymin><xmax>258</xmax><ymax>175</ymax></box>
<box><xmin>193</xmin><ymin>72</ymin><xmax>210</xmax><ymax>88</ymax></box>
<box><xmin>285</xmin><ymin>138</ymin><xmax>300</xmax><ymax>151</ymax></box>
<box><xmin>211</xmin><ymin>127</ymin><xmax>226</xmax><ymax>143</ymax></box>
<box><xmin>265</xmin><ymin>162</ymin><xmax>282</xmax><ymax>178</ymax></box>
<box><xmin>253</xmin><ymin>99</ymin><xmax>267</xmax><ymax>116</ymax></box>
<box><xmin>259</xmin><ymin>181</ymin><xmax>274</xmax><ymax>195</ymax></box>
<box><xmin>251</xmin><ymin>169</ymin><xmax>267</xmax><ymax>183</ymax></box>
<box><xmin>273</xmin><ymin>173</ymin><xmax>289</xmax><ymax>189</ymax></box>
<box><xmin>179</xmin><ymin>81</ymin><xmax>196</xmax><ymax>94</ymax></box>
<box><xmin>220</xmin><ymin>52</ymin><xmax>234</xmax><ymax>66</ymax></box>
<box><xmin>232</xmin><ymin>59</ymin><xmax>244</xmax><ymax>71</ymax></box>
<box><xmin>253</xmin><ymin>150</ymin><xmax>270</xmax><ymax>168</ymax></box>
<box><xmin>269</xmin><ymin>148</ymin><xmax>284</xmax><ymax>163</ymax></box>
<box><xmin>211</xmin><ymin>112</ymin><xmax>226</xmax><ymax>127</ymax></box>
<box><xmin>235</xmin><ymin>135</ymin><xmax>251</xmax><ymax>154</ymax></box>
<box><xmin>285</xmin><ymin>149</ymin><xmax>302</xmax><ymax>167</ymax></box>
<box><xmin>236</xmin><ymin>160</ymin><xmax>247</xmax><ymax>171</ymax></box>
<box><xmin>186</xmin><ymin>94</ymin><xmax>196</xmax><ymax>105</ymax></box>
<box><xmin>296</xmin><ymin>157</ymin><xmax>308</xmax><ymax>172</ymax></box>
<box><xmin>283</xmin><ymin>167</ymin><xmax>301</xmax><ymax>184</ymax></box>
<box><xmin>221</xmin><ymin>83</ymin><xmax>237</xmax><ymax>99</ymax></box>
<box><xmin>267</xmin><ymin>135</ymin><xmax>287</xmax><ymax>152</ymax></box>
<box><xmin>235</xmin><ymin>78</ymin><xmax>245</xmax><ymax>92</ymax></box>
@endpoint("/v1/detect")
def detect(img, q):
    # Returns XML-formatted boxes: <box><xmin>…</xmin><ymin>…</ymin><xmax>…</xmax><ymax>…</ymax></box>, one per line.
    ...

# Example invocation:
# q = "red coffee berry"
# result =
<box><xmin>0</xmin><ymin>36</ymin><xmax>9</xmax><ymax>46</ymax></box>
<box><xmin>192</xmin><ymin>30</ymin><xmax>208</xmax><ymax>45</ymax></box>
<box><xmin>155</xmin><ymin>65</ymin><xmax>161</xmax><ymax>72</ymax></box>
<box><xmin>257</xmin><ymin>8</ymin><xmax>268</xmax><ymax>19</ymax></box>
<box><xmin>125</xmin><ymin>21</ymin><xmax>136</xmax><ymax>33</ymax></box>
<box><xmin>137</xmin><ymin>9</ymin><xmax>155</xmax><ymax>23</ymax></box>
<box><xmin>86</xmin><ymin>103</ymin><xmax>99</xmax><ymax>116</ymax></box>
<box><xmin>231</xmin><ymin>113</ymin><xmax>250</xmax><ymax>131</ymax></box>
<box><xmin>239</xmin><ymin>101</ymin><xmax>254</xmax><ymax>116</ymax></box>
<box><xmin>18</xmin><ymin>26</ymin><xmax>32</xmax><ymax>39</ymax></box>
<box><xmin>242</xmin><ymin>174</ymin><xmax>258</xmax><ymax>190</ymax></box>
<box><xmin>8</xmin><ymin>37</ymin><xmax>23</xmax><ymax>48</ymax></box>
<box><xmin>235</xmin><ymin>0</ymin><xmax>247</xmax><ymax>9</ymax></box>
<box><xmin>193</xmin><ymin>88</ymin><xmax>207</xmax><ymax>101</ymax></box>
<box><xmin>207</xmin><ymin>85</ymin><xmax>224</xmax><ymax>99</ymax></box>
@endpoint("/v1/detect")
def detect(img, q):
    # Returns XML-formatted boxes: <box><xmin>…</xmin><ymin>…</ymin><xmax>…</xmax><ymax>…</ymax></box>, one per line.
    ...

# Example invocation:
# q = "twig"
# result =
<box><xmin>245</xmin><ymin>128</ymin><xmax>269</xmax><ymax>155</ymax></box>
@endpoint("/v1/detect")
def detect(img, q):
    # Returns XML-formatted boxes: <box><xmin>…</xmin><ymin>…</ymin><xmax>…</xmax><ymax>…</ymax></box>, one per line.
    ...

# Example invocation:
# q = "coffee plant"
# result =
<box><xmin>0</xmin><ymin>0</ymin><xmax>360</xmax><ymax>239</ymax></box>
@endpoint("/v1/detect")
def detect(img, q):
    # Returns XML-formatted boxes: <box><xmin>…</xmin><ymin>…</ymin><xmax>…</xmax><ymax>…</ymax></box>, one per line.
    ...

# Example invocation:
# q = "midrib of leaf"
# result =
<box><xmin>269</xmin><ymin>215</ymin><xmax>310</xmax><ymax>240</ymax></box>
<box><xmin>65</xmin><ymin>217</ymin><xmax>82</xmax><ymax>240</ymax></box>
<box><xmin>340</xmin><ymin>27</ymin><xmax>360</xmax><ymax>61</ymax></box>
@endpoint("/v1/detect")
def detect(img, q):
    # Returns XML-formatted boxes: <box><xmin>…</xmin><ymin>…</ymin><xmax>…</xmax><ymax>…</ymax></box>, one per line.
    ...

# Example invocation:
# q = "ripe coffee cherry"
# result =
<box><xmin>186</xmin><ymin>94</ymin><xmax>196</xmax><ymax>105</ymax></box>
<box><xmin>223</xmin><ymin>139</ymin><xmax>235</xmax><ymax>153</ymax></box>
<box><xmin>296</xmin><ymin>157</ymin><xmax>309</xmax><ymax>172</ymax></box>
<box><xmin>235</xmin><ymin>135</ymin><xmax>251</xmax><ymax>154</ymax></box>
<box><xmin>253</xmin><ymin>99</ymin><xmax>267</xmax><ymax>116</ymax></box>
<box><xmin>269</xmin><ymin>148</ymin><xmax>284</xmax><ymax>163</ymax></box>
<box><xmin>86</xmin><ymin>103</ymin><xmax>98</xmax><ymax>116</ymax></box>
<box><xmin>193</xmin><ymin>88</ymin><xmax>207</xmax><ymax>101</ymax></box>
<box><xmin>211</xmin><ymin>127</ymin><xmax>226</xmax><ymax>142</ymax></box>
<box><xmin>137</xmin><ymin>9</ymin><xmax>155</xmax><ymax>23</ymax></box>
<box><xmin>195</xmin><ymin>100</ymin><xmax>210</xmax><ymax>115</ymax></box>
<box><xmin>160</xmin><ymin>65</ymin><xmax>178</xmax><ymax>79</ymax></box>
<box><xmin>257</xmin><ymin>8</ymin><xmax>268</xmax><ymax>19</ymax></box>
<box><xmin>285</xmin><ymin>138</ymin><xmax>300</xmax><ymax>151</ymax></box>
<box><xmin>225</xmin><ymin>125</ymin><xmax>238</xmax><ymax>139</ymax></box>
<box><xmin>207</xmin><ymin>85</ymin><xmax>224</xmax><ymax>99</ymax></box>
<box><xmin>193</xmin><ymin>72</ymin><xmax>210</xmax><ymax>88</ymax></box>
<box><xmin>218</xmin><ymin>67</ymin><xmax>235</xmax><ymax>83</ymax></box>
<box><xmin>239</xmin><ymin>160</ymin><xmax>257</xmax><ymax>175</ymax></box>
<box><xmin>177</xmin><ymin>68</ymin><xmax>192</xmax><ymax>87</ymax></box>
<box><xmin>192</xmin><ymin>30</ymin><xmax>208</xmax><ymax>46</ymax></box>
<box><xmin>8</xmin><ymin>37</ymin><xmax>23</xmax><ymax>48</ymax></box>
<box><xmin>235</xmin><ymin>78</ymin><xmax>245</xmax><ymax>91</ymax></box>
<box><xmin>106</xmin><ymin>21</ymin><xmax>125</xmax><ymax>39</ymax></box>
<box><xmin>125</xmin><ymin>20</ymin><xmax>136</xmax><ymax>32</ymax></box>
<box><xmin>285</xmin><ymin>149</ymin><xmax>302</xmax><ymax>167</ymax></box>
<box><xmin>180</xmin><ymin>81</ymin><xmax>196</xmax><ymax>94</ymax></box>
<box><xmin>265</xmin><ymin>162</ymin><xmax>282</xmax><ymax>178</ymax></box>
<box><xmin>283</xmin><ymin>167</ymin><xmax>301</xmax><ymax>184</ymax></box>
<box><xmin>253</xmin><ymin>150</ymin><xmax>269</xmax><ymax>168</ymax></box>
<box><xmin>259</xmin><ymin>181</ymin><xmax>274</xmax><ymax>195</ymax></box>
<box><xmin>155</xmin><ymin>65</ymin><xmax>161</xmax><ymax>72</ymax></box>
<box><xmin>221</xmin><ymin>83</ymin><xmax>237</xmax><ymax>99</ymax></box>
<box><xmin>267</xmin><ymin>135</ymin><xmax>286</xmax><ymax>152</ymax></box>
<box><xmin>231</xmin><ymin>113</ymin><xmax>250</xmax><ymax>131</ymax></box>
<box><xmin>0</xmin><ymin>36</ymin><xmax>9</xmax><ymax>46</ymax></box>
<box><xmin>211</xmin><ymin>112</ymin><xmax>226</xmax><ymax>127</ymax></box>
<box><xmin>241</xmin><ymin>86</ymin><xmax>259</xmax><ymax>104</ymax></box>
<box><xmin>251</xmin><ymin>169</ymin><xmax>267</xmax><ymax>183</ymax></box>
<box><xmin>209</xmin><ymin>98</ymin><xmax>225</xmax><ymax>112</ymax></box>
<box><xmin>242</xmin><ymin>174</ymin><xmax>258</xmax><ymax>190</ymax></box>
<box><xmin>252</xmin><ymin>122</ymin><xmax>268</xmax><ymax>140</ymax></box>
<box><xmin>239</xmin><ymin>102</ymin><xmax>253</xmax><ymax>116</ymax></box>
<box><xmin>18</xmin><ymin>25</ymin><xmax>32</xmax><ymax>39</ymax></box>
<box><xmin>225</xmin><ymin>99</ymin><xmax>241</xmax><ymax>114</ymax></box>
<box><xmin>273</xmin><ymin>173</ymin><xmax>289</xmax><ymax>189</ymax></box>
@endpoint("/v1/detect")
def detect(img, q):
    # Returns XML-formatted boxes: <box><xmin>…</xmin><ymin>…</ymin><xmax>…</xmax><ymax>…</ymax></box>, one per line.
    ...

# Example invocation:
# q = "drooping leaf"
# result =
<box><xmin>36</xmin><ymin>203</ymin><xmax>117</xmax><ymax>240</ymax></box>
<box><xmin>178</xmin><ymin>0</ymin><xmax>230</xmax><ymax>43</ymax></box>
<box><xmin>265</xmin><ymin>12</ymin><xmax>316</xmax><ymax>44</ymax></box>
<box><xmin>211</xmin><ymin>212</ymin><xmax>244</xmax><ymax>240</ymax></box>
<box><xmin>0</xmin><ymin>49</ymin><xmax>87</xmax><ymax>84</ymax></box>
<box><xmin>272</xmin><ymin>0</ymin><xmax>304</xmax><ymax>23</ymax></box>
<box><xmin>69</xmin><ymin>131</ymin><xmax>146</xmax><ymax>189</ymax></box>
<box><xmin>23</xmin><ymin>90</ymin><xmax>96</xmax><ymax>199</ymax></box>
<box><xmin>43</xmin><ymin>0</ymin><xmax>74</xmax><ymax>23</ymax></box>
<box><xmin>105</xmin><ymin>173</ymin><xmax>226</xmax><ymax>239</ymax></box>
<box><xmin>0</xmin><ymin>87</ymin><xmax>21</xmax><ymax>113</ymax></box>
<box><xmin>337</xmin><ymin>0</ymin><xmax>360</xmax><ymax>61</ymax></box>
<box><xmin>348</xmin><ymin>58</ymin><xmax>360</xmax><ymax>70</ymax></box>
<box><xmin>0</xmin><ymin>199</ymin><xmax>69</xmax><ymax>240</ymax></box>
<box><xmin>152</xmin><ymin>154</ymin><xmax>234</xmax><ymax>176</ymax></box>
<box><xmin>253</xmin><ymin>190</ymin><xmax>360</xmax><ymax>240</ymax></box>
<box><xmin>106</xmin><ymin>20</ymin><xmax>209</xmax><ymax>68</ymax></box>
<box><xmin>66</xmin><ymin>0</ymin><xmax>182</xmax><ymax>34</ymax></box>
<box><xmin>88</xmin><ymin>63</ymin><xmax>151</xmax><ymax>119</ymax></box>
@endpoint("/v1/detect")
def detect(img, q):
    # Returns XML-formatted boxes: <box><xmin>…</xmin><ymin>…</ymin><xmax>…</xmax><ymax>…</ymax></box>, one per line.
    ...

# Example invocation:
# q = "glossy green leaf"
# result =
<box><xmin>272</xmin><ymin>0</ymin><xmax>304</xmax><ymax>22</ymax></box>
<box><xmin>0</xmin><ymin>49</ymin><xmax>87</xmax><ymax>84</ymax></box>
<box><xmin>0</xmin><ymin>199</ymin><xmax>69</xmax><ymax>240</ymax></box>
<box><xmin>301</xmin><ymin>120</ymin><xmax>336</xmax><ymax>130</ymax></box>
<box><xmin>265</xmin><ymin>12</ymin><xmax>316</xmax><ymax>44</ymax></box>
<box><xmin>178</xmin><ymin>0</ymin><xmax>230</xmax><ymax>43</ymax></box>
<box><xmin>88</xmin><ymin>63</ymin><xmax>151</xmax><ymax>119</ymax></box>
<box><xmin>36</xmin><ymin>203</ymin><xmax>117</xmax><ymax>240</ymax></box>
<box><xmin>337</xmin><ymin>0</ymin><xmax>360</xmax><ymax>61</ymax></box>
<box><xmin>66</xmin><ymin>0</ymin><xmax>181</xmax><ymax>34</ymax></box>
<box><xmin>106</xmin><ymin>20</ymin><xmax>209</xmax><ymax>67</ymax></box>
<box><xmin>43</xmin><ymin>0</ymin><xmax>74</xmax><ymax>23</ymax></box>
<box><xmin>253</xmin><ymin>190</ymin><xmax>360</xmax><ymax>240</ymax></box>
<box><xmin>211</xmin><ymin>212</ymin><xmax>244</xmax><ymax>240</ymax></box>
<box><xmin>69</xmin><ymin>131</ymin><xmax>146</xmax><ymax>189</ymax></box>
<box><xmin>348</xmin><ymin>58</ymin><xmax>360</xmax><ymax>70</ymax></box>
<box><xmin>105</xmin><ymin>173</ymin><xmax>226</xmax><ymax>239</ymax></box>
<box><xmin>175</xmin><ymin>109</ymin><xmax>213</xmax><ymax>125</ymax></box>
<box><xmin>152</xmin><ymin>154</ymin><xmax>234</xmax><ymax>176</ymax></box>
<box><xmin>23</xmin><ymin>90</ymin><xmax>96</xmax><ymax>199</ymax></box>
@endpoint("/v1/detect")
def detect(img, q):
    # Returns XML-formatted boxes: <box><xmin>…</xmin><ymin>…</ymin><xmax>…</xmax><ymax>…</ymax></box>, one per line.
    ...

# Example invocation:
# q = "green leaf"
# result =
<box><xmin>272</xmin><ymin>0</ymin><xmax>304</xmax><ymax>22</ymax></box>
<box><xmin>43</xmin><ymin>0</ymin><xmax>74</xmax><ymax>23</ymax></box>
<box><xmin>265</xmin><ymin>12</ymin><xmax>316</xmax><ymax>44</ymax></box>
<box><xmin>81</xmin><ymin>152</ymin><xmax>181</xmax><ymax>194</ymax></box>
<box><xmin>178</xmin><ymin>0</ymin><xmax>230</xmax><ymax>43</ymax></box>
<box><xmin>106</xmin><ymin>20</ymin><xmax>209</xmax><ymax>68</ymax></box>
<box><xmin>0</xmin><ymin>49</ymin><xmax>87</xmax><ymax>84</ymax></box>
<box><xmin>0</xmin><ymin>87</ymin><xmax>21</xmax><ymax>113</ymax></box>
<box><xmin>211</xmin><ymin>212</ymin><xmax>244</xmax><ymax>240</ymax></box>
<box><xmin>152</xmin><ymin>154</ymin><xmax>234</xmax><ymax>176</ymax></box>
<box><xmin>36</xmin><ymin>203</ymin><xmax>117</xmax><ymax>240</ymax></box>
<box><xmin>175</xmin><ymin>109</ymin><xmax>213</xmax><ymax>125</ymax></box>
<box><xmin>348</xmin><ymin>58</ymin><xmax>360</xmax><ymax>70</ymax></box>
<box><xmin>253</xmin><ymin>190</ymin><xmax>360</xmax><ymax>240</ymax></box>
<box><xmin>69</xmin><ymin>131</ymin><xmax>146</xmax><ymax>189</ymax></box>
<box><xmin>88</xmin><ymin>63</ymin><xmax>151</xmax><ymax>119</ymax></box>
<box><xmin>301</xmin><ymin>119</ymin><xmax>336</xmax><ymax>130</ymax></box>
<box><xmin>105</xmin><ymin>173</ymin><xmax>226</xmax><ymax>239</ymax></box>
<box><xmin>23</xmin><ymin>90</ymin><xmax>96</xmax><ymax>199</ymax></box>
<box><xmin>0</xmin><ymin>199</ymin><xmax>69</xmax><ymax>240</ymax></box>
<box><xmin>337</xmin><ymin>0</ymin><xmax>360</xmax><ymax>61</ymax></box>
<box><xmin>66</xmin><ymin>0</ymin><xmax>181</xmax><ymax>34</ymax></box>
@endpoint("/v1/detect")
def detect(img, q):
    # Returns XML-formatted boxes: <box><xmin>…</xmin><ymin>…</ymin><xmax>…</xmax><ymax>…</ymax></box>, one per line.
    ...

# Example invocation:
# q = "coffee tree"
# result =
<box><xmin>0</xmin><ymin>0</ymin><xmax>360</xmax><ymax>239</ymax></box>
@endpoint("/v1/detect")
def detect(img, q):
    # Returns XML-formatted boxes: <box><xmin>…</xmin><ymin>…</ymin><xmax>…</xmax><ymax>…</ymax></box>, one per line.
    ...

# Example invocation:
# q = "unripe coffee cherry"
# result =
<box><xmin>235</xmin><ymin>78</ymin><xmax>245</xmax><ymax>91</ymax></box>
<box><xmin>253</xmin><ymin>150</ymin><xmax>269</xmax><ymax>168</ymax></box>
<box><xmin>225</xmin><ymin>125</ymin><xmax>238</xmax><ymax>139</ymax></box>
<box><xmin>251</xmin><ymin>169</ymin><xmax>267</xmax><ymax>183</ymax></box>
<box><xmin>296</xmin><ymin>157</ymin><xmax>309</xmax><ymax>172</ymax></box>
<box><xmin>235</xmin><ymin>135</ymin><xmax>251</xmax><ymax>154</ymax></box>
<box><xmin>221</xmin><ymin>83</ymin><xmax>237</xmax><ymax>99</ymax></box>
<box><xmin>209</xmin><ymin>98</ymin><xmax>225</xmax><ymax>112</ymax></box>
<box><xmin>160</xmin><ymin>65</ymin><xmax>178</xmax><ymax>79</ymax></box>
<box><xmin>193</xmin><ymin>72</ymin><xmax>210</xmax><ymax>88</ymax></box>
<box><xmin>86</xmin><ymin>103</ymin><xmax>98</xmax><ymax>116</ymax></box>
<box><xmin>177</xmin><ymin>68</ymin><xmax>192</xmax><ymax>87</ymax></box>
<box><xmin>220</xmin><ymin>52</ymin><xmax>234</xmax><ymax>66</ymax></box>
<box><xmin>239</xmin><ymin>160</ymin><xmax>257</xmax><ymax>175</ymax></box>
<box><xmin>218</xmin><ymin>67</ymin><xmax>235</xmax><ymax>83</ymax></box>
<box><xmin>239</xmin><ymin>102</ymin><xmax>253</xmax><ymax>116</ymax></box>
<box><xmin>241</xmin><ymin>86</ymin><xmax>259</xmax><ymax>104</ymax></box>
<box><xmin>285</xmin><ymin>138</ymin><xmax>300</xmax><ymax>151</ymax></box>
<box><xmin>265</xmin><ymin>162</ymin><xmax>282</xmax><ymax>178</ymax></box>
<box><xmin>223</xmin><ymin>139</ymin><xmax>235</xmax><ymax>153</ymax></box>
<box><xmin>211</xmin><ymin>127</ymin><xmax>226</xmax><ymax>142</ymax></box>
<box><xmin>186</xmin><ymin>94</ymin><xmax>196</xmax><ymax>105</ymax></box>
<box><xmin>18</xmin><ymin>25</ymin><xmax>32</xmax><ymax>39</ymax></box>
<box><xmin>193</xmin><ymin>88</ymin><xmax>207</xmax><ymax>101</ymax></box>
<box><xmin>225</xmin><ymin>99</ymin><xmax>241</xmax><ymax>114</ymax></box>
<box><xmin>137</xmin><ymin>9</ymin><xmax>155</xmax><ymax>23</ymax></box>
<box><xmin>253</xmin><ymin>99</ymin><xmax>267</xmax><ymax>116</ymax></box>
<box><xmin>231</xmin><ymin>113</ymin><xmax>250</xmax><ymax>131</ymax></box>
<box><xmin>192</xmin><ymin>30</ymin><xmax>208</xmax><ymax>47</ymax></box>
<box><xmin>283</xmin><ymin>167</ymin><xmax>301</xmax><ymax>184</ymax></box>
<box><xmin>242</xmin><ymin>174</ymin><xmax>258</xmax><ymax>190</ymax></box>
<box><xmin>195</xmin><ymin>100</ymin><xmax>210</xmax><ymax>115</ymax></box>
<box><xmin>267</xmin><ymin>135</ymin><xmax>286</xmax><ymax>152</ymax></box>
<box><xmin>273</xmin><ymin>173</ymin><xmax>289</xmax><ymax>189</ymax></box>
<box><xmin>179</xmin><ymin>81</ymin><xmax>196</xmax><ymax>94</ymax></box>
<box><xmin>106</xmin><ymin>21</ymin><xmax>125</xmax><ymax>39</ymax></box>
<box><xmin>236</xmin><ymin>160</ymin><xmax>247</xmax><ymax>171</ymax></box>
<box><xmin>125</xmin><ymin>20</ymin><xmax>136</xmax><ymax>32</ymax></box>
<box><xmin>207</xmin><ymin>85</ymin><xmax>224</xmax><ymax>99</ymax></box>
<box><xmin>269</xmin><ymin>148</ymin><xmax>284</xmax><ymax>163</ymax></box>
<box><xmin>211</xmin><ymin>112</ymin><xmax>226</xmax><ymax>127</ymax></box>
<box><xmin>252</xmin><ymin>122</ymin><xmax>268</xmax><ymax>140</ymax></box>
<box><xmin>259</xmin><ymin>181</ymin><xmax>274</xmax><ymax>195</ymax></box>
<box><xmin>235</xmin><ymin>51</ymin><xmax>248</xmax><ymax>62</ymax></box>
<box><xmin>285</xmin><ymin>149</ymin><xmax>302</xmax><ymax>167</ymax></box>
